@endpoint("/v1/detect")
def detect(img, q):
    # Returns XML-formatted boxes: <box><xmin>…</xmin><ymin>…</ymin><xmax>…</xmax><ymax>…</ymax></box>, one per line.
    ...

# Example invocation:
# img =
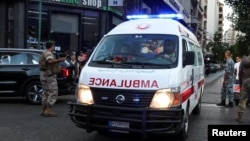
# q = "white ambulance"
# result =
<box><xmin>68</xmin><ymin>14</ymin><xmax>205</xmax><ymax>139</ymax></box>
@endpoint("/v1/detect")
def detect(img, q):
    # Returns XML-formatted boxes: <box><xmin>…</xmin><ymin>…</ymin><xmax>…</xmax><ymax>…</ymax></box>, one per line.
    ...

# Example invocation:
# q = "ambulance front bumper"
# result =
<box><xmin>67</xmin><ymin>101</ymin><xmax>185</xmax><ymax>137</ymax></box>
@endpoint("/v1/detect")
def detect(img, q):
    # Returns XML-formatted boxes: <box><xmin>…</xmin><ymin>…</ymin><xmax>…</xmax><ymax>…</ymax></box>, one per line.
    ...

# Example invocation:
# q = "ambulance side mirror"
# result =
<box><xmin>183</xmin><ymin>51</ymin><xmax>195</xmax><ymax>66</ymax></box>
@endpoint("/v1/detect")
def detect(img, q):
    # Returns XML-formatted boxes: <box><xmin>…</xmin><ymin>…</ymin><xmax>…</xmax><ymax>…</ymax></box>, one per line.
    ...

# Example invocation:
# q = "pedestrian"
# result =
<box><xmin>217</xmin><ymin>50</ymin><xmax>235</xmax><ymax>107</ymax></box>
<box><xmin>70</xmin><ymin>52</ymin><xmax>76</xmax><ymax>66</ymax></box>
<box><xmin>39</xmin><ymin>40</ymin><xmax>66</xmax><ymax>117</ymax></box>
<box><xmin>234</xmin><ymin>56</ymin><xmax>241</xmax><ymax>82</ymax></box>
<box><xmin>236</xmin><ymin>50</ymin><xmax>250</xmax><ymax>122</ymax></box>
<box><xmin>75</xmin><ymin>51</ymin><xmax>86</xmax><ymax>83</ymax></box>
<box><xmin>69</xmin><ymin>52</ymin><xmax>77</xmax><ymax>80</ymax></box>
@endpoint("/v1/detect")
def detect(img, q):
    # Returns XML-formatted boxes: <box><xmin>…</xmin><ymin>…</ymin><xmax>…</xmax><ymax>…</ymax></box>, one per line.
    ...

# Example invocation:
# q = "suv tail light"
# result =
<box><xmin>61</xmin><ymin>67</ymin><xmax>69</xmax><ymax>77</ymax></box>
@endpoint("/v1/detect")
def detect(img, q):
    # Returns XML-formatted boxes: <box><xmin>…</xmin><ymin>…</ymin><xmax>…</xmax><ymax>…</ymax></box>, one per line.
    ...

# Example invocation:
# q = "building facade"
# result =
<box><xmin>0</xmin><ymin>0</ymin><xmax>124</xmax><ymax>52</ymax></box>
<box><xmin>223</xmin><ymin>29</ymin><xmax>246</xmax><ymax>46</ymax></box>
<box><xmin>0</xmin><ymin>0</ymin><xmax>208</xmax><ymax>52</ymax></box>
<box><xmin>203</xmin><ymin>0</ymin><xmax>224</xmax><ymax>44</ymax></box>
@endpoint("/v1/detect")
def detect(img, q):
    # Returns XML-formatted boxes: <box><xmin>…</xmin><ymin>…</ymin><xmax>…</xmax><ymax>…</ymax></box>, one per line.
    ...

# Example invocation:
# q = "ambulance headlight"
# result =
<box><xmin>77</xmin><ymin>84</ymin><xmax>94</xmax><ymax>105</ymax></box>
<box><xmin>149</xmin><ymin>88</ymin><xmax>181</xmax><ymax>109</ymax></box>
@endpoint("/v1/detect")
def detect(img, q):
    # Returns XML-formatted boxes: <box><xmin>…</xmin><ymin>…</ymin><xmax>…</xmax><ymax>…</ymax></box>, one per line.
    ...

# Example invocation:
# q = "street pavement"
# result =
<box><xmin>1</xmin><ymin>70</ymin><xmax>250</xmax><ymax>141</ymax></box>
<box><xmin>200</xmin><ymin>70</ymin><xmax>250</xmax><ymax>124</ymax></box>
<box><xmin>203</xmin><ymin>71</ymin><xmax>224</xmax><ymax>104</ymax></box>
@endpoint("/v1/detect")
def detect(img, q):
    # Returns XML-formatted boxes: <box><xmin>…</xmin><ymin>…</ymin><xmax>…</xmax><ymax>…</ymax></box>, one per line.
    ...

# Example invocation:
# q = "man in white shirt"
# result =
<box><xmin>234</xmin><ymin>56</ymin><xmax>241</xmax><ymax>82</ymax></box>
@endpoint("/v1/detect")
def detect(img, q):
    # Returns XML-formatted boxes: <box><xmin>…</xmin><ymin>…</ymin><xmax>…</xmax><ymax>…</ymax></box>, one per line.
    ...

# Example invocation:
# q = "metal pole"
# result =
<box><xmin>105</xmin><ymin>0</ymin><xmax>108</xmax><ymax>33</ymax></box>
<box><xmin>138</xmin><ymin>0</ymin><xmax>142</xmax><ymax>14</ymax></box>
<box><xmin>38</xmin><ymin>0</ymin><xmax>42</xmax><ymax>49</ymax></box>
<box><xmin>123</xmin><ymin>0</ymin><xmax>127</xmax><ymax>21</ymax></box>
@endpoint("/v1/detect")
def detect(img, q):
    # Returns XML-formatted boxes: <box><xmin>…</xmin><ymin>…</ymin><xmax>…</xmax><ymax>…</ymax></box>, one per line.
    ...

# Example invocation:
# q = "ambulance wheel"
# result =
<box><xmin>176</xmin><ymin>105</ymin><xmax>189</xmax><ymax>140</ymax></box>
<box><xmin>193</xmin><ymin>95</ymin><xmax>201</xmax><ymax>115</ymax></box>
<box><xmin>97</xmin><ymin>130</ymin><xmax>108</xmax><ymax>135</ymax></box>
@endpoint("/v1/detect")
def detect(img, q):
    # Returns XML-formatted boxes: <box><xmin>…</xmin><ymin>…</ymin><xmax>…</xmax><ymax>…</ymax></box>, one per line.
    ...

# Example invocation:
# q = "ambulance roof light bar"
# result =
<box><xmin>126</xmin><ymin>14</ymin><xmax>183</xmax><ymax>20</ymax></box>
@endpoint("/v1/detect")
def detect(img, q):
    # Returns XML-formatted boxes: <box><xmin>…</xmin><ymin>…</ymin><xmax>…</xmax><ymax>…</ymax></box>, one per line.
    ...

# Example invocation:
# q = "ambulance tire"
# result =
<box><xmin>192</xmin><ymin>95</ymin><xmax>201</xmax><ymax>115</ymax></box>
<box><xmin>97</xmin><ymin>130</ymin><xmax>109</xmax><ymax>136</ymax></box>
<box><xmin>176</xmin><ymin>105</ymin><xmax>189</xmax><ymax>140</ymax></box>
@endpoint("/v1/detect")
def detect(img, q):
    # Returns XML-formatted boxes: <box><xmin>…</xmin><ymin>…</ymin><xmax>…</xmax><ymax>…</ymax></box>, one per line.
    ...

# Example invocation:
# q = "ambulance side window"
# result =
<box><xmin>197</xmin><ymin>47</ymin><xmax>204</xmax><ymax>66</ymax></box>
<box><xmin>182</xmin><ymin>39</ymin><xmax>188</xmax><ymax>67</ymax></box>
<box><xmin>189</xmin><ymin>42</ymin><xmax>198</xmax><ymax>66</ymax></box>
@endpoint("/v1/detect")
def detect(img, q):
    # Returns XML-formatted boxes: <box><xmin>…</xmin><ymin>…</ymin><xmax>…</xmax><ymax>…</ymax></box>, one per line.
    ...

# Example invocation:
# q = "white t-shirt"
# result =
<box><xmin>234</xmin><ymin>62</ymin><xmax>241</xmax><ymax>80</ymax></box>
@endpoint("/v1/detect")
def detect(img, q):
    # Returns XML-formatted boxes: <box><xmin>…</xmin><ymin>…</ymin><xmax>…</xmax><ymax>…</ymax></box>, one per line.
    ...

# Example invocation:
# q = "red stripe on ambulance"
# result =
<box><xmin>181</xmin><ymin>79</ymin><xmax>204</xmax><ymax>103</ymax></box>
<box><xmin>88</xmin><ymin>77</ymin><xmax>159</xmax><ymax>88</ymax></box>
<box><xmin>181</xmin><ymin>87</ymin><xmax>194</xmax><ymax>103</ymax></box>
<box><xmin>198</xmin><ymin>79</ymin><xmax>204</xmax><ymax>89</ymax></box>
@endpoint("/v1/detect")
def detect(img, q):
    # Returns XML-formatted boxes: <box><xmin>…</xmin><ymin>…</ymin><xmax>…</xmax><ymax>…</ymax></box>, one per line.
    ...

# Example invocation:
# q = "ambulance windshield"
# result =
<box><xmin>90</xmin><ymin>34</ymin><xmax>178</xmax><ymax>69</ymax></box>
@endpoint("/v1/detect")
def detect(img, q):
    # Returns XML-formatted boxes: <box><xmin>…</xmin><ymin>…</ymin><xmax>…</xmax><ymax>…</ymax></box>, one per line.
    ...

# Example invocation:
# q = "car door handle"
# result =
<box><xmin>21</xmin><ymin>67</ymin><xmax>31</xmax><ymax>71</ymax></box>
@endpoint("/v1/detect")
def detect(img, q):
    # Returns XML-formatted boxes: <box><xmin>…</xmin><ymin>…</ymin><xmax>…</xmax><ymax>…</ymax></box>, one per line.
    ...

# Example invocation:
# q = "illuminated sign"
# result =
<box><xmin>51</xmin><ymin>0</ymin><xmax>102</xmax><ymax>8</ymax></box>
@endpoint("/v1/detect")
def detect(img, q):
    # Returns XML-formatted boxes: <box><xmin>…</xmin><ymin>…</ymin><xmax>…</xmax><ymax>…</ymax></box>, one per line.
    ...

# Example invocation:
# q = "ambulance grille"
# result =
<box><xmin>90</xmin><ymin>88</ymin><xmax>155</xmax><ymax>107</ymax></box>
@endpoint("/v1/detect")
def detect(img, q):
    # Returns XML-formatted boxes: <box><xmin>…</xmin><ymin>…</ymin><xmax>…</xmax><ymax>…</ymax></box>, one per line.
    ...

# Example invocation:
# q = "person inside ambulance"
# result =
<box><xmin>140</xmin><ymin>40</ymin><xmax>163</xmax><ymax>58</ymax></box>
<box><xmin>162</xmin><ymin>39</ymin><xmax>176</xmax><ymax>62</ymax></box>
<box><xmin>113</xmin><ymin>43</ymin><xmax>134</xmax><ymax>62</ymax></box>
<box><xmin>120</xmin><ymin>45</ymin><xmax>128</xmax><ymax>54</ymax></box>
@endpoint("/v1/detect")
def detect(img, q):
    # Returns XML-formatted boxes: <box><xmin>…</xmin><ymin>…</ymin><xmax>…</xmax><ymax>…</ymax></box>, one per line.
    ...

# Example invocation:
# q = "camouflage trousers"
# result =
<box><xmin>40</xmin><ymin>71</ymin><xmax>58</xmax><ymax>106</ymax></box>
<box><xmin>238</xmin><ymin>78</ymin><xmax>250</xmax><ymax>113</ymax></box>
<box><xmin>220</xmin><ymin>80</ymin><xmax>234</xmax><ymax>102</ymax></box>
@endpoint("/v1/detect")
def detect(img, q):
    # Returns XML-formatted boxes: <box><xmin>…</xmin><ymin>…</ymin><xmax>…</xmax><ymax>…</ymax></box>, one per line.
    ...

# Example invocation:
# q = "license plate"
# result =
<box><xmin>109</xmin><ymin>121</ymin><xmax>129</xmax><ymax>128</ymax></box>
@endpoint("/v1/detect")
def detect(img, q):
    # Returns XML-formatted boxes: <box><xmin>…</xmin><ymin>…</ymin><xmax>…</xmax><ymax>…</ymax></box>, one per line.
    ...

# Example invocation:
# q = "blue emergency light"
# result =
<box><xmin>126</xmin><ymin>14</ymin><xmax>183</xmax><ymax>20</ymax></box>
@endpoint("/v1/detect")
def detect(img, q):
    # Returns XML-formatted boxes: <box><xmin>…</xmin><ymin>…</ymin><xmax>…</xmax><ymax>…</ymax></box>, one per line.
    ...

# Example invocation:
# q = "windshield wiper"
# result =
<box><xmin>92</xmin><ymin>60</ymin><xmax>113</xmax><ymax>64</ymax></box>
<box><xmin>92</xmin><ymin>60</ymin><xmax>133</xmax><ymax>68</ymax></box>
<box><xmin>124</xmin><ymin>62</ymin><xmax>170</xmax><ymax>68</ymax></box>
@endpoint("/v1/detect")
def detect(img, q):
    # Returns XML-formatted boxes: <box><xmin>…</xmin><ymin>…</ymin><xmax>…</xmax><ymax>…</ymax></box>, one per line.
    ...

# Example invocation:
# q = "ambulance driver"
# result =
<box><xmin>162</xmin><ymin>39</ymin><xmax>176</xmax><ymax>62</ymax></box>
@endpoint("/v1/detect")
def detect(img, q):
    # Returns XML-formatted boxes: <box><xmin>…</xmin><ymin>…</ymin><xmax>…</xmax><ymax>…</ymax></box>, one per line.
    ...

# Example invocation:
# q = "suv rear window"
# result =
<box><xmin>0</xmin><ymin>51</ymin><xmax>40</xmax><ymax>65</ymax></box>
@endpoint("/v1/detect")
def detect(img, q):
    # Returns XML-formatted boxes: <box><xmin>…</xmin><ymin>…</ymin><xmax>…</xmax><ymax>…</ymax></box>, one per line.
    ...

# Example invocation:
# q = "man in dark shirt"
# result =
<box><xmin>236</xmin><ymin>50</ymin><xmax>250</xmax><ymax>122</ymax></box>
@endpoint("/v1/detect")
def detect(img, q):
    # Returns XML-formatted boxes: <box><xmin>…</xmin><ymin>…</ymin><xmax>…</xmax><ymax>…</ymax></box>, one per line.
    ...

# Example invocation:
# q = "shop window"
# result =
<box><xmin>51</xmin><ymin>13</ymin><xmax>79</xmax><ymax>34</ymax></box>
<box><xmin>82</xmin><ymin>10</ymin><xmax>99</xmax><ymax>50</ymax></box>
<box><xmin>27</xmin><ymin>2</ymin><xmax>49</xmax><ymax>49</ymax></box>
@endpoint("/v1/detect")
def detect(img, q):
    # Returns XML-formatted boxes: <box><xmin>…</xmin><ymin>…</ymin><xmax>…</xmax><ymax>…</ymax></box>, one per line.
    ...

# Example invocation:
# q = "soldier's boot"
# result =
<box><xmin>236</xmin><ymin>112</ymin><xmax>243</xmax><ymax>123</ymax></box>
<box><xmin>43</xmin><ymin>105</ymin><xmax>57</xmax><ymax>117</ymax></box>
<box><xmin>216</xmin><ymin>100</ymin><xmax>226</xmax><ymax>106</ymax></box>
<box><xmin>225</xmin><ymin>101</ymin><xmax>233</xmax><ymax>107</ymax></box>
<box><xmin>40</xmin><ymin>105</ymin><xmax>47</xmax><ymax>116</ymax></box>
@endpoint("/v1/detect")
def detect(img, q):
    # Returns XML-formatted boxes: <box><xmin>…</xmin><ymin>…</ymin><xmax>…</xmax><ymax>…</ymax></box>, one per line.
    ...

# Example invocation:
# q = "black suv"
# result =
<box><xmin>0</xmin><ymin>48</ymin><xmax>75</xmax><ymax>104</ymax></box>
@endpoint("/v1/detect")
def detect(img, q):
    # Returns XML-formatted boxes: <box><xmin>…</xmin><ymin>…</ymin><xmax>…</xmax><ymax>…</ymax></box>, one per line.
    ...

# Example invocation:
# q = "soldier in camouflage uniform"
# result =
<box><xmin>236</xmin><ymin>51</ymin><xmax>250</xmax><ymax>122</ymax></box>
<box><xmin>217</xmin><ymin>50</ymin><xmax>235</xmax><ymax>107</ymax></box>
<box><xmin>39</xmin><ymin>40</ymin><xmax>66</xmax><ymax>117</ymax></box>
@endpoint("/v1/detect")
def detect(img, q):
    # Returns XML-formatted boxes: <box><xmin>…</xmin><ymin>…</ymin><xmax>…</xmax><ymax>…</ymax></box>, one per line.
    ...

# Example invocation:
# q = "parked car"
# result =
<box><xmin>0</xmin><ymin>48</ymin><xmax>75</xmax><ymax>104</ymax></box>
<box><xmin>233</xmin><ymin>80</ymin><xmax>250</xmax><ymax>106</ymax></box>
<box><xmin>209</xmin><ymin>63</ymin><xmax>217</xmax><ymax>73</ymax></box>
<box><xmin>214</xmin><ymin>64</ymin><xmax>220</xmax><ymax>71</ymax></box>
<box><xmin>233</xmin><ymin>80</ymin><xmax>241</xmax><ymax>106</ymax></box>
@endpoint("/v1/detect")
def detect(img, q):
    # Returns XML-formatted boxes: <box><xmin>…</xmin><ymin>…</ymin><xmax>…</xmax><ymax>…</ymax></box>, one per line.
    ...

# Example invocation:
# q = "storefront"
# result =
<box><xmin>28</xmin><ymin>0</ymin><xmax>125</xmax><ymax>52</ymax></box>
<box><xmin>0</xmin><ymin>0</ymin><xmax>194</xmax><ymax>51</ymax></box>
<box><xmin>0</xmin><ymin>0</ymin><xmax>124</xmax><ymax>52</ymax></box>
